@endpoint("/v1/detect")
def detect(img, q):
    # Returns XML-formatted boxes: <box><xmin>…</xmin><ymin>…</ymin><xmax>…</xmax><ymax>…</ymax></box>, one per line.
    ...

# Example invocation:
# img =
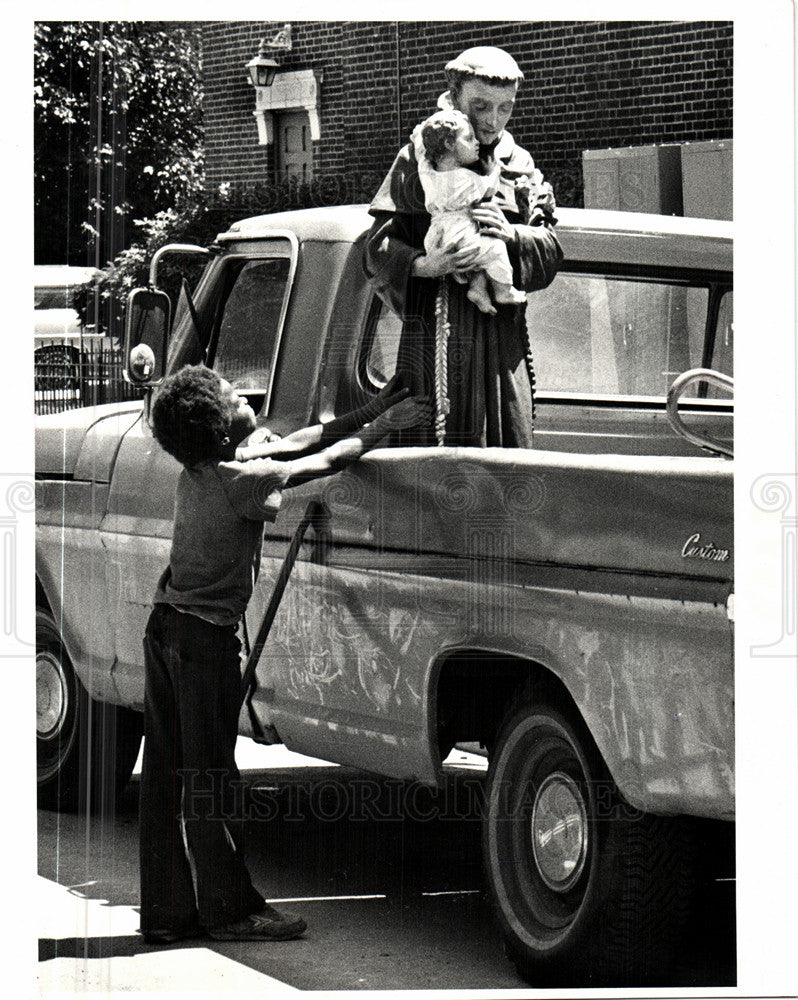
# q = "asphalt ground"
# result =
<box><xmin>37</xmin><ymin>742</ymin><xmax>736</xmax><ymax>994</ymax></box>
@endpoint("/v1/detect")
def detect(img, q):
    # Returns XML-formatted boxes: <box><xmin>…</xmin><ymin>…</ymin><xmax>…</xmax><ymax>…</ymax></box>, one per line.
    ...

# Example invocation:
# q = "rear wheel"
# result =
<box><xmin>37</xmin><ymin>608</ymin><xmax>143</xmax><ymax>813</ymax></box>
<box><xmin>483</xmin><ymin>700</ymin><xmax>693</xmax><ymax>986</ymax></box>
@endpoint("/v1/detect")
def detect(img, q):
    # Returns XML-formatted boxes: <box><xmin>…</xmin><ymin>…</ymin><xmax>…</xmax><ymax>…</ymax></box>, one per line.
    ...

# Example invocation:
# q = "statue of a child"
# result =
<box><xmin>413</xmin><ymin>108</ymin><xmax>528</xmax><ymax>315</ymax></box>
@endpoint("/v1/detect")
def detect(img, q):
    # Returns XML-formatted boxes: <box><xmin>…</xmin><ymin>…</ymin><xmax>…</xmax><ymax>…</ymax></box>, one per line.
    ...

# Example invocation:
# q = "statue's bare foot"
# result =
<box><xmin>492</xmin><ymin>284</ymin><xmax>527</xmax><ymax>305</ymax></box>
<box><xmin>467</xmin><ymin>286</ymin><xmax>497</xmax><ymax>315</ymax></box>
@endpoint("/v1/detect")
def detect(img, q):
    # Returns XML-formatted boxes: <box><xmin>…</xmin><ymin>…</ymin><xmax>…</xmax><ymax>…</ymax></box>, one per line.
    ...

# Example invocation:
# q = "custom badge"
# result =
<box><xmin>681</xmin><ymin>532</ymin><xmax>730</xmax><ymax>562</ymax></box>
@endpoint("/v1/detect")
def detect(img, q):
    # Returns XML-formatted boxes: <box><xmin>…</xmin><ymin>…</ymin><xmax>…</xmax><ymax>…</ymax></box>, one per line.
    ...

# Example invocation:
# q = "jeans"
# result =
<box><xmin>139</xmin><ymin>603</ymin><xmax>264</xmax><ymax>935</ymax></box>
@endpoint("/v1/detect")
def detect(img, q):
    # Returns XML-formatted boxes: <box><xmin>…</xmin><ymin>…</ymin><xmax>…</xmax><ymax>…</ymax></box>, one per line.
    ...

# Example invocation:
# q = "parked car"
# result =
<box><xmin>35</xmin><ymin>205</ymin><xmax>733</xmax><ymax>985</ymax></box>
<box><xmin>34</xmin><ymin>265</ymin><xmax>137</xmax><ymax>414</ymax></box>
<box><xmin>34</xmin><ymin>265</ymin><xmax>100</xmax><ymax>339</ymax></box>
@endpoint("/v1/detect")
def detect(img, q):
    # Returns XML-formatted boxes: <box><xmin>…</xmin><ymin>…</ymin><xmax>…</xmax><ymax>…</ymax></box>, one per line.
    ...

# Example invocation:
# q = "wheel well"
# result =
<box><xmin>434</xmin><ymin>651</ymin><xmax>583</xmax><ymax>756</ymax></box>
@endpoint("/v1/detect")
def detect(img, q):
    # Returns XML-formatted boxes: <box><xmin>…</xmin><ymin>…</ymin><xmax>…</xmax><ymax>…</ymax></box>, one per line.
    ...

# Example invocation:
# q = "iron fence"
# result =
<box><xmin>34</xmin><ymin>338</ymin><xmax>142</xmax><ymax>415</ymax></box>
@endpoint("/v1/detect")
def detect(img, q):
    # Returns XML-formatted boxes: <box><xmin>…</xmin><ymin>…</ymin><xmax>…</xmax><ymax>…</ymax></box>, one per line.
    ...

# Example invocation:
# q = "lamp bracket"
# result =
<box><xmin>259</xmin><ymin>23</ymin><xmax>292</xmax><ymax>55</ymax></box>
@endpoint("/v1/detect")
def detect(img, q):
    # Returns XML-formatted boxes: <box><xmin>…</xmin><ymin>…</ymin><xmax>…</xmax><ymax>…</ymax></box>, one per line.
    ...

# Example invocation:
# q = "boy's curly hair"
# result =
<box><xmin>151</xmin><ymin>364</ymin><xmax>230</xmax><ymax>468</ymax></box>
<box><xmin>420</xmin><ymin>109</ymin><xmax>470</xmax><ymax>167</ymax></box>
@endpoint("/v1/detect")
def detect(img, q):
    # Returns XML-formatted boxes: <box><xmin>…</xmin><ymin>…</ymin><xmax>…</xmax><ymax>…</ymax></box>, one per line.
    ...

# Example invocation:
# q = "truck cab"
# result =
<box><xmin>35</xmin><ymin>205</ymin><xmax>733</xmax><ymax>985</ymax></box>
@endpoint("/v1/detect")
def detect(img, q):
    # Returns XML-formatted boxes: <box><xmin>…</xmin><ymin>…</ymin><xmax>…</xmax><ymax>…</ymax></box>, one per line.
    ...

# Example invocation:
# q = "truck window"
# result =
<box><xmin>210</xmin><ymin>258</ymin><xmax>291</xmax><ymax>390</ymax></box>
<box><xmin>527</xmin><ymin>274</ymin><xmax>709</xmax><ymax>397</ymax></box>
<box><xmin>708</xmin><ymin>290</ymin><xmax>733</xmax><ymax>394</ymax></box>
<box><xmin>362</xmin><ymin>277</ymin><xmax>721</xmax><ymax>402</ymax></box>
<box><xmin>363</xmin><ymin>299</ymin><xmax>403</xmax><ymax>389</ymax></box>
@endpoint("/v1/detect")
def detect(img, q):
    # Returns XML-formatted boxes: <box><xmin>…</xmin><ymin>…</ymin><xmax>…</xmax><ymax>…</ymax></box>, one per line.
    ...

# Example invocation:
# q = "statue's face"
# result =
<box><xmin>453</xmin><ymin>78</ymin><xmax>518</xmax><ymax>146</ymax></box>
<box><xmin>450</xmin><ymin>120</ymin><xmax>481</xmax><ymax>166</ymax></box>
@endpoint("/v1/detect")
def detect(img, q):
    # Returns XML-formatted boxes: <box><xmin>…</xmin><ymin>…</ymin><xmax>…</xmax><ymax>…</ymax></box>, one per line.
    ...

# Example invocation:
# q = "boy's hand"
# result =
<box><xmin>235</xmin><ymin>427</ymin><xmax>283</xmax><ymax>462</ymax></box>
<box><xmin>373</xmin><ymin>395</ymin><xmax>433</xmax><ymax>432</ymax></box>
<box><xmin>356</xmin><ymin>372</ymin><xmax>412</xmax><ymax>424</ymax></box>
<box><xmin>375</xmin><ymin>371</ymin><xmax>411</xmax><ymax>408</ymax></box>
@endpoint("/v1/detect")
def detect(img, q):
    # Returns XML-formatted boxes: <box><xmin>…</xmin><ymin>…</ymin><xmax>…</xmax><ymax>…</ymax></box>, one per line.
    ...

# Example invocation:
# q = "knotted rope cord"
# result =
<box><xmin>433</xmin><ymin>278</ymin><xmax>451</xmax><ymax>446</ymax></box>
<box><xmin>523</xmin><ymin>323</ymin><xmax>537</xmax><ymax>425</ymax></box>
<box><xmin>434</xmin><ymin>276</ymin><xmax>536</xmax><ymax>442</ymax></box>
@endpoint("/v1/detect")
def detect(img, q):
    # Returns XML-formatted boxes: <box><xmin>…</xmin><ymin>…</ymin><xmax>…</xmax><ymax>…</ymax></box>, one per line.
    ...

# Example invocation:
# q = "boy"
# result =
<box><xmin>140</xmin><ymin>364</ymin><xmax>429</xmax><ymax>944</ymax></box>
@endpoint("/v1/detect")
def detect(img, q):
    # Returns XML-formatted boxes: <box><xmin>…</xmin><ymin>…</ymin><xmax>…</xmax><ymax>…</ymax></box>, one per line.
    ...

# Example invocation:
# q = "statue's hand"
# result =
<box><xmin>471</xmin><ymin>203</ymin><xmax>514</xmax><ymax>242</ymax></box>
<box><xmin>413</xmin><ymin>239</ymin><xmax>482</xmax><ymax>278</ymax></box>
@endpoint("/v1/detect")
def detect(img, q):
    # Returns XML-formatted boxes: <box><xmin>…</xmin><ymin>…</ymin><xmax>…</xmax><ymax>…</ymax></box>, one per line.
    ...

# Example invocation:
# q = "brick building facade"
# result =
<box><xmin>200</xmin><ymin>20</ymin><xmax>732</xmax><ymax>216</ymax></box>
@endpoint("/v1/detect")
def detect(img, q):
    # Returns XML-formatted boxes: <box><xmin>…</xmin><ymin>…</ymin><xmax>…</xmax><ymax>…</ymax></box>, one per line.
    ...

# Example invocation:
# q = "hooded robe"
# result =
<box><xmin>363</xmin><ymin>113</ymin><xmax>563</xmax><ymax>448</ymax></box>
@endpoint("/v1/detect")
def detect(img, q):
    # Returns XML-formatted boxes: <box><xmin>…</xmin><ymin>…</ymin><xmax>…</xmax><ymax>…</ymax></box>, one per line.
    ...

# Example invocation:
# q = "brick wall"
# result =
<box><xmin>201</xmin><ymin>20</ymin><xmax>732</xmax><ymax>212</ymax></box>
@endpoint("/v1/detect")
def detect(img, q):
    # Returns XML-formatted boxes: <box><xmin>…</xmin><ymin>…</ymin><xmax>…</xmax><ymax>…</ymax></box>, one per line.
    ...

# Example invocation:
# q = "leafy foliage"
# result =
<box><xmin>34</xmin><ymin>21</ymin><xmax>204</xmax><ymax>267</ymax></box>
<box><xmin>72</xmin><ymin>198</ymin><xmax>229</xmax><ymax>338</ymax></box>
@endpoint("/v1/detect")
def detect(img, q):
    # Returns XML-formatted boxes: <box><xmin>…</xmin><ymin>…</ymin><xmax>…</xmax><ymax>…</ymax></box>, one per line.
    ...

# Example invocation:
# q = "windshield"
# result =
<box><xmin>166</xmin><ymin>242</ymin><xmax>295</xmax><ymax>415</ymax></box>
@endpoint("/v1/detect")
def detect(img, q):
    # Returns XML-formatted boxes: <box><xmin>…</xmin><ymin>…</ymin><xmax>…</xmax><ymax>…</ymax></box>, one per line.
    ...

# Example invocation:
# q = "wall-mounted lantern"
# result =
<box><xmin>246</xmin><ymin>24</ymin><xmax>322</xmax><ymax>150</ymax></box>
<box><xmin>246</xmin><ymin>24</ymin><xmax>292</xmax><ymax>88</ymax></box>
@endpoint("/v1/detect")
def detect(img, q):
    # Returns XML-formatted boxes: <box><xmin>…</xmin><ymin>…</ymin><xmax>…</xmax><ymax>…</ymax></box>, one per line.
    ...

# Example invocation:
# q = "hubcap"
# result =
<box><xmin>530</xmin><ymin>770</ymin><xmax>588</xmax><ymax>892</ymax></box>
<box><xmin>36</xmin><ymin>650</ymin><xmax>68</xmax><ymax>739</ymax></box>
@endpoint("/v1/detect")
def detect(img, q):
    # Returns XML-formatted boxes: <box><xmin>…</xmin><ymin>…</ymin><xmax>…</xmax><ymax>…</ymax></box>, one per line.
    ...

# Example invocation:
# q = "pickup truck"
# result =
<box><xmin>35</xmin><ymin>204</ymin><xmax>733</xmax><ymax>986</ymax></box>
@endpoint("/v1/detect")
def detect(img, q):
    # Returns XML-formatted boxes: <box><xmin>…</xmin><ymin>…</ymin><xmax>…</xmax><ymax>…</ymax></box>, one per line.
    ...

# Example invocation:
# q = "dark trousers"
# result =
<box><xmin>139</xmin><ymin>603</ymin><xmax>264</xmax><ymax>935</ymax></box>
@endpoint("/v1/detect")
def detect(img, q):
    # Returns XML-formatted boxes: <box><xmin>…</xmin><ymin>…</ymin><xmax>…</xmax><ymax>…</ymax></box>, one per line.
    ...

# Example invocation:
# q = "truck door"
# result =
<box><xmin>99</xmin><ymin>242</ymin><xmax>297</xmax><ymax>708</ymax></box>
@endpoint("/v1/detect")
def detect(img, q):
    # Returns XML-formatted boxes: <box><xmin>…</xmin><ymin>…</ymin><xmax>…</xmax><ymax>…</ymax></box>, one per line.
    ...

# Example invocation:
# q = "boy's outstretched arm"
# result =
<box><xmin>315</xmin><ymin>374</ymin><xmax>412</xmax><ymax>449</ymax></box>
<box><xmin>236</xmin><ymin>374</ymin><xmax>411</xmax><ymax>462</ymax></box>
<box><xmin>281</xmin><ymin>395</ymin><xmax>431</xmax><ymax>487</ymax></box>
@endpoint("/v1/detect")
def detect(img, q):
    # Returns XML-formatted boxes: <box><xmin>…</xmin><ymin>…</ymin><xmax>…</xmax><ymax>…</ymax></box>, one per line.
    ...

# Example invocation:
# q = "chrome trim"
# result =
<box><xmin>37</xmin><ymin>650</ymin><xmax>68</xmax><ymax>738</ymax></box>
<box><xmin>666</xmin><ymin>369</ymin><xmax>734</xmax><ymax>458</ymax></box>
<box><xmin>530</xmin><ymin>771</ymin><xmax>589</xmax><ymax>892</ymax></box>
<box><xmin>536</xmin><ymin>389</ymin><xmax>732</xmax><ymax>410</ymax></box>
<box><xmin>148</xmin><ymin>244</ymin><xmax>211</xmax><ymax>288</ymax></box>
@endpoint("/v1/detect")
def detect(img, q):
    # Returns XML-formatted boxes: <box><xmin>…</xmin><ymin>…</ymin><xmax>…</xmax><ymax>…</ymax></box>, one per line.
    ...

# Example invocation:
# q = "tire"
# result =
<box><xmin>483</xmin><ymin>700</ymin><xmax>693</xmax><ymax>987</ymax></box>
<box><xmin>36</xmin><ymin>608</ymin><xmax>143</xmax><ymax>813</ymax></box>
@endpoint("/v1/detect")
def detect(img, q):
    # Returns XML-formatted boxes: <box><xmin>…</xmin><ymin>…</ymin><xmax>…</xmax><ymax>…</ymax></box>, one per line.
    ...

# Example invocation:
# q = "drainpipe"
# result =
<box><xmin>395</xmin><ymin>21</ymin><xmax>402</xmax><ymax>149</ymax></box>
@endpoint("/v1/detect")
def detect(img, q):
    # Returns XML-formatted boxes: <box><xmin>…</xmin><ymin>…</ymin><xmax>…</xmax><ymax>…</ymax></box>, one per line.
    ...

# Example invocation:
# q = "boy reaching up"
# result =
<box><xmin>140</xmin><ymin>365</ymin><xmax>429</xmax><ymax>945</ymax></box>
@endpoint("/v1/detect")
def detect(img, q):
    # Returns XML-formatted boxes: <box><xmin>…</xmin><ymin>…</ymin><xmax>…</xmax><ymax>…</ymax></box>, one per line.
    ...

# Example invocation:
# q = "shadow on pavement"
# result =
<box><xmin>39</xmin><ymin>763</ymin><xmax>735</xmax><ymax>990</ymax></box>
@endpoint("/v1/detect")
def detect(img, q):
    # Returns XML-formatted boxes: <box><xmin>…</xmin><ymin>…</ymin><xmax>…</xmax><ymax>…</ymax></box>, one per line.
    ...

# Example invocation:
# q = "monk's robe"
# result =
<box><xmin>363</xmin><ymin>127</ymin><xmax>563</xmax><ymax>447</ymax></box>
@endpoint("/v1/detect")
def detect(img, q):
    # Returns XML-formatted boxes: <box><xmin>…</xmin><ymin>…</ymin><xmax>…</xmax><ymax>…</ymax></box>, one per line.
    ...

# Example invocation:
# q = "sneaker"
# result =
<box><xmin>209</xmin><ymin>904</ymin><xmax>307</xmax><ymax>941</ymax></box>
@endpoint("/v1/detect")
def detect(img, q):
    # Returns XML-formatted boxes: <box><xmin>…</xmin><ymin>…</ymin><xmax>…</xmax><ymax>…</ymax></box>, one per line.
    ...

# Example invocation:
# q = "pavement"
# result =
<box><xmin>37</xmin><ymin>745</ymin><xmax>328</xmax><ymax>997</ymax></box>
<box><xmin>37</xmin><ymin>742</ymin><xmax>490</xmax><ymax>998</ymax></box>
<box><xmin>37</xmin><ymin>875</ymin><xmax>298</xmax><ymax>996</ymax></box>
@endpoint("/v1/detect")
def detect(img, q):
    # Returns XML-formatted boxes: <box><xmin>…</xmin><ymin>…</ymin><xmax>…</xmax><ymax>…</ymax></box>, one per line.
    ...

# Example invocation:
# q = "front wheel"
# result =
<box><xmin>37</xmin><ymin>608</ymin><xmax>143</xmax><ymax>812</ymax></box>
<box><xmin>483</xmin><ymin>701</ymin><xmax>693</xmax><ymax>987</ymax></box>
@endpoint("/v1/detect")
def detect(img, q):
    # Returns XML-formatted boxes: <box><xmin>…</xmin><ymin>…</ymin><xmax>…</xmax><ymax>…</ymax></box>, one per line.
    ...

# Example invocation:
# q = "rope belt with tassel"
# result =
<box><xmin>432</xmin><ymin>276</ymin><xmax>537</xmax><ymax>445</ymax></box>
<box><xmin>434</xmin><ymin>278</ymin><xmax>451</xmax><ymax>446</ymax></box>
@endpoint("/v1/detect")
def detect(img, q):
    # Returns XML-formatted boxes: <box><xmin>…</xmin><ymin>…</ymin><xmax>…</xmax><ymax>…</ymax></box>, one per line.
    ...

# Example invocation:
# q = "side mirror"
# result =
<box><xmin>123</xmin><ymin>287</ymin><xmax>171</xmax><ymax>386</ymax></box>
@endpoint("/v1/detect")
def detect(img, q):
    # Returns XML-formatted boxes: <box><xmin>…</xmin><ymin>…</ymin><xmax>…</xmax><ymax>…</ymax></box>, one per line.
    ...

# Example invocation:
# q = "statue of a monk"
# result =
<box><xmin>363</xmin><ymin>46</ymin><xmax>563</xmax><ymax>447</ymax></box>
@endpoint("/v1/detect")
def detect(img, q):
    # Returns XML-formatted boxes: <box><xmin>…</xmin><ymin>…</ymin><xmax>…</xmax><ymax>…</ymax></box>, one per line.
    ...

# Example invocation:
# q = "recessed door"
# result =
<box><xmin>276</xmin><ymin>111</ymin><xmax>313</xmax><ymax>182</ymax></box>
